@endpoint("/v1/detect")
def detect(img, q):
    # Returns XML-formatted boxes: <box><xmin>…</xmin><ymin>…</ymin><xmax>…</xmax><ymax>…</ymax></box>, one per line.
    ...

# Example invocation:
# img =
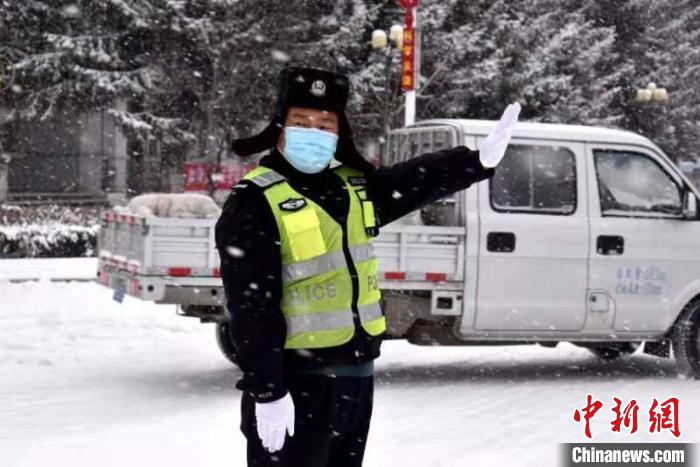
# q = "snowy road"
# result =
<box><xmin>1</xmin><ymin>274</ymin><xmax>699</xmax><ymax>467</ymax></box>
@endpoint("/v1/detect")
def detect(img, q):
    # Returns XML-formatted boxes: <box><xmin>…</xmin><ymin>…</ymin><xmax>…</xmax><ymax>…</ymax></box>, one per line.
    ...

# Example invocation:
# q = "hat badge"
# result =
<box><xmin>310</xmin><ymin>80</ymin><xmax>327</xmax><ymax>97</ymax></box>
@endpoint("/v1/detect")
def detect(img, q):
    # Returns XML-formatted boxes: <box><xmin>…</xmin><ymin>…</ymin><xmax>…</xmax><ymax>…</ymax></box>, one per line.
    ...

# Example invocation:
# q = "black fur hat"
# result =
<box><xmin>231</xmin><ymin>66</ymin><xmax>375</xmax><ymax>174</ymax></box>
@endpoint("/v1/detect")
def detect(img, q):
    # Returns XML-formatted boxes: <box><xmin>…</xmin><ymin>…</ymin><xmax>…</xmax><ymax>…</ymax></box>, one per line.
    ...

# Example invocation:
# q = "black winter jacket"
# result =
<box><xmin>214</xmin><ymin>145</ymin><xmax>495</xmax><ymax>403</ymax></box>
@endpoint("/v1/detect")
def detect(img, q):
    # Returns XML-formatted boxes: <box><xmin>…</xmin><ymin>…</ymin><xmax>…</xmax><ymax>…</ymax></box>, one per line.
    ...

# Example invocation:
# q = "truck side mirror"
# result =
<box><xmin>683</xmin><ymin>189</ymin><xmax>697</xmax><ymax>219</ymax></box>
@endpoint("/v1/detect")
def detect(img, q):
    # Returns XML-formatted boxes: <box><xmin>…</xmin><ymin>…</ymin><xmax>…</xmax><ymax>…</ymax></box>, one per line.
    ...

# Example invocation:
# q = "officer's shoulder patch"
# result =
<box><xmin>279</xmin><ymin>198</ymin><xmax>307</xmax><ymax>212</ymax></box>
<box><xmin>348</xmin><ymin>176</ymin><xmax>366</xmax><ymax>186</ymax></box>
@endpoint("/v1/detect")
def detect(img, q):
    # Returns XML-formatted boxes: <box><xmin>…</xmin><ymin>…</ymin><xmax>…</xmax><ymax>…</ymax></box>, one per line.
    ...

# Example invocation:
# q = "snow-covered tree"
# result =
<box><xmin>1</xmin><ymin>0</ymin><xmax>212</xmax><ymax>185</ymax></box>
<box><xmin>219</xmin><ymin>0</ymin><xmax>384</xmax><ymax>137</ymax></box>
<box><xmin>640</xmin><ymin>0</ymin><xmax>700</xmax><ymax>161</ymax></box>
<box><xmin>417</xmin><ymin>0</ymin><xmax>623</xmax><ymax>126</ymax></box>
<box><xmin>559</xmin><ymin>0</ymin><xmax>700</xmax><ymax>160</ymax></box>
<box><xmin>1</xmin><ymin>0</ymin><xmax>698</xmax><ymax>176</ymax></box>
<box><xmin>0</xmin><ymin>0</ymin><xmax>384</xmax><ymax>186</ymax></box>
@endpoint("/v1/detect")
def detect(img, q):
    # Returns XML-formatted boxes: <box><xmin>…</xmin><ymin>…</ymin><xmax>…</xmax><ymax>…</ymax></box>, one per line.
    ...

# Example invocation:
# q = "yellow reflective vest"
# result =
<box><xmin>242</xmin><ymin>163</ymin><xmax>386</xmax><ymax>349</ymax></box>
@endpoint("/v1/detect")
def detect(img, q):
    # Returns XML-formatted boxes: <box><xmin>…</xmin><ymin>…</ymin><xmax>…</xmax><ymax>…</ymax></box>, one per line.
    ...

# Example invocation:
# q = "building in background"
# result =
<box><xmin>0</xmin><ymin>98</ymin><xmax>193</xmax><ymax>207</ymax></box>
<box><xmin>0</xmin><ymin>101</ymin><xmax>129</xmax><ymax>206</ymax></box>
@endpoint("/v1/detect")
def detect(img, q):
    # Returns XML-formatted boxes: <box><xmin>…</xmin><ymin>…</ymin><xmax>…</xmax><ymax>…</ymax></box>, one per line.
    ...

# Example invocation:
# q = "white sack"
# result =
<box><xmin>126</xmin><ymin>193</ymin><xmax>222</xmax><ymax>218</ymax></box>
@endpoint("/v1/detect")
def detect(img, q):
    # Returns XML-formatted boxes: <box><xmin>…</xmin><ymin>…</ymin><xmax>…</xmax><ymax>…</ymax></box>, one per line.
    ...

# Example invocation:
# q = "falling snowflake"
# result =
<box><xmin>271</xmin><ymin>50</ymin><xmax>290</xmax><ymax>62</ymax></box>
<box><xmin>226</xmin><ymin>246</ymin><xmax>245</xmax><ymax>258</ymax></box>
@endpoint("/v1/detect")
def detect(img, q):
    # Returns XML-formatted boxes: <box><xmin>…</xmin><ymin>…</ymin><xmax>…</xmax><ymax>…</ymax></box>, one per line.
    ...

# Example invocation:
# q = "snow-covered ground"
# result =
<box><xmin>1</xmin><ymin>260</ymin><xmax>698</xmax><ymax>467</ymax></box>
<box><xmin>0</xmin><ymin>258</ymin><xmax>97</xmax><ymax>281</ymax></box>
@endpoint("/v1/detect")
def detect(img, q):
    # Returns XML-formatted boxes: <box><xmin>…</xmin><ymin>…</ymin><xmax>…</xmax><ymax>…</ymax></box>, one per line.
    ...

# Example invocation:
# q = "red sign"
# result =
<box><xmin>401</xmin><ymin>26</ymin><xmax>416</xmax><ymax>91</ymax></box>
<box><xmin>397</xmin><ymin>0</ymin><xmax>418</xmax><ymax>8</ymax></box>
<box><xmin>183</xmin><ymin>162</ymin><xmax>210</xmax><ymax>191</ymax></box>
<box><xmin>213</xmin><ymin>162</ymin><xmax>257</xmax><ymax>190</ymax></box>
<box><xmin>183</xmin><ymin>160</ymin><xmax>257</xmax><ymax>192</ymax></box>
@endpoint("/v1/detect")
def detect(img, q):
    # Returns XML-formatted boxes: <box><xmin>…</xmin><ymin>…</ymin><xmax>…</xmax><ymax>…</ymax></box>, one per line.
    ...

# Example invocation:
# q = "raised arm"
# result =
<box><xmin>366</xmin><ymin>102</ymin><xmax>521</xmax><ymax>227</ymax></box>
<box><xmin>366</xmin><ymin>146</ymin><xmax>495</xmax><ymax>227</ymax></box>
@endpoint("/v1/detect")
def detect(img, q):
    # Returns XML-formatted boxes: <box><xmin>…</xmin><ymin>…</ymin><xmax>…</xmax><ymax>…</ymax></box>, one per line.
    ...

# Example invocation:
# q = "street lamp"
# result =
<box><xmin>371</xmin><ymin>24</ymin><xmax>403</xmax><ymax>136</ymax></box>
<box><xmin>633</xmin><ymin>82</ymin><xmax>671</xmax><ymax>160</ymax></box>
<box><xmin>389</xmin><ymin>24</ymin><xmax>404</xmax><ymax>45</ymax></box>
<box><xmin>635</xmin><ymin>82</ymin><xmax>669</xmax><ymax>103</ymax></box>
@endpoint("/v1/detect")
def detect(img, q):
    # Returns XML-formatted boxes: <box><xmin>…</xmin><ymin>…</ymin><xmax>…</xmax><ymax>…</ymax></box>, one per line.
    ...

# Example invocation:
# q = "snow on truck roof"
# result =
<box><xmin>412</xmin><ymin>118</ymin><xmax>659</xmax><ymax>149</ymax></box>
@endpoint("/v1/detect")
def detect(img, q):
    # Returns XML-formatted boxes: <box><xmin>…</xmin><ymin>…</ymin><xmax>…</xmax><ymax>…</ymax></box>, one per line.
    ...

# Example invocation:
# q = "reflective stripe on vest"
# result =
<box><xmin>354</xmin><ymin>187</ymin><xmax>379</xmax><ymax>235</ymax></box>
<box><xmin>282</xmin><ymin>242</ymin><xmax>375</xmax><ymax>284</ymax></box>
<box><xmin>285</xmin><ymin>302</ymin><xmax>383</xmax><ymax>335</ymax></box>
<box><xmin>246</xmin><ymin>169</ymin><xmax>286</xmax><ymax>188</ymax></box>
<box><xmin>246</xmin><ymin>160</ymin><xmax>342</xmax><ymax>188</ymax></box>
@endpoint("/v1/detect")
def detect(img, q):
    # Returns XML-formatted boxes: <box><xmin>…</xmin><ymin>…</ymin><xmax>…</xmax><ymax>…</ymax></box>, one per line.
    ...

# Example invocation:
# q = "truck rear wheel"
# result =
<box><xmin>215</xmin><ymin>321</ymin><xmax>240</xmax><ymax>366</ymax></box>
<box><xmin>671</xmin><ymin>299</ymin><xmax>700</xmax><ymax>379</ymax></box>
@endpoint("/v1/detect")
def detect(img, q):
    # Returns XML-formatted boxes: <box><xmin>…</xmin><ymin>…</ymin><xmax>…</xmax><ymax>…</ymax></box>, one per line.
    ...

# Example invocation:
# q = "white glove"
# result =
<box><xmin>254</xmin><ymin>392</ymin><xmax>295</xmax><ymax>452</ymax></box>
<box><xmin>478</xmin><ymin>102</ymin><xmax>521</xmax><ymax>168</ymax></box>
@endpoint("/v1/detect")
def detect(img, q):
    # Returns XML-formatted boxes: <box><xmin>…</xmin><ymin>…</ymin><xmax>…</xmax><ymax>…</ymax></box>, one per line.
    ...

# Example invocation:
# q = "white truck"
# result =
<box><xmin>96</xmin><ymin>119</ymin><xmax>700</xmax><ymax>378</ymax></box>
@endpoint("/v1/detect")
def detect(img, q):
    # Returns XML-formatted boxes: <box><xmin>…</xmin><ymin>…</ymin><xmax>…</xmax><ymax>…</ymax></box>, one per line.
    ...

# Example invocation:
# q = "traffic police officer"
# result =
<box><xmin>215</xmin><ymin>66</ymin><xmax>520</xmax><ymax>466</ymax></box>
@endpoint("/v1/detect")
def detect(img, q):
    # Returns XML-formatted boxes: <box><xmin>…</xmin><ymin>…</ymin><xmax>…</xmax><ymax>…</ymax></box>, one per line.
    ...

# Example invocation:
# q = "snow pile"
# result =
<box><xmin>0</xmin><ymin>223</ymin><xmax>98</xmax><ymax>258</ymax></box>
<box><xmin>0</xmin><ymin>257</ymin><xmax>97</xmax><ymax>280</ymax></box>
<box><xmin>120</xmin><ymin>193</ymin><xmax>222</xmax><ymax>218</ymax></box>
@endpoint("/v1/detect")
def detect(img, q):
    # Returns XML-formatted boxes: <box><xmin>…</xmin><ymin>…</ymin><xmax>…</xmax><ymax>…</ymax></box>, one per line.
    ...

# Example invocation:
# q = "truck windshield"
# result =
<box><xmin>594</xmin><ymin>150</ymin><xmax>682</xmax><ymax>217</ymax></box>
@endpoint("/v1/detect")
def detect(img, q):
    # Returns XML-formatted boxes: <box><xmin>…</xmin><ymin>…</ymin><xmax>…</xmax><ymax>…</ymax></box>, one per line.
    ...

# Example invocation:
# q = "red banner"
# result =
<box><xmin>183</xmin><ymin>162</ymin><xmax>210</xmax><ymax>191</ymax></box>
<box><xmin>401</xmin><ymin>26</ymin><xmax>416</xmax><ymax>91</ymax></box>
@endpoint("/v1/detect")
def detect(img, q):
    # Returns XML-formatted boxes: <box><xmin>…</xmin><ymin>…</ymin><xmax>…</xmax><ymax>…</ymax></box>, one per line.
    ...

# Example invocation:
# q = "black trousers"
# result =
<box><xmin>240</xmin><ymin>372</ymin><xmax>374</xmax><ymax>467</ymax></box>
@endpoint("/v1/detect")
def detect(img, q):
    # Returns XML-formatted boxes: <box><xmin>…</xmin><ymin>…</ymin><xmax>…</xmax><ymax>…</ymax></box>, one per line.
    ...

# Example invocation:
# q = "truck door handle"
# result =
<box><xmin>487</xmin><ymin>232</ymin><xmax>516</xmax><ymax>253</ymax></box>
<box><xmin>597</xmin><ymin>235</ymin><xmax>624</xmax><ymax>255</ymax></box>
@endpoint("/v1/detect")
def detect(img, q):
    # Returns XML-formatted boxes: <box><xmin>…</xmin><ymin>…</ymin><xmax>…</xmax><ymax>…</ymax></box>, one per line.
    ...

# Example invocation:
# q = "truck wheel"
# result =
<box><xmin>215</xmin><ymin>321</ymin><xmax>240</xmax><ymax>366</ymax></box>
<box><xmin>587</xmin><ymin>342</ymin><xmax>640</xmax><ymax>360</ymax></box>
<box><xmin>671</xmin><ymin>299</ymin><xmax>700</xmax><ymax>379</ymax></box>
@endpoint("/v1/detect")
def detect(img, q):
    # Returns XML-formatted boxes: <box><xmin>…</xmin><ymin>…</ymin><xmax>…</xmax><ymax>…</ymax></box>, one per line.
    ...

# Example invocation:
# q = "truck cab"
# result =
<box><xmin>378</xmin><ymin>119</ymin><xmax>700</xmax><ymax>377</ymax></box>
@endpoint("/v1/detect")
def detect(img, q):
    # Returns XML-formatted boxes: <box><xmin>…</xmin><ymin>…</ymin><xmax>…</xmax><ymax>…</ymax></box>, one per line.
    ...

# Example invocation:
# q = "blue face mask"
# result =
<box><xmin>282</xmin><ymin>126</ymin><xmax>338</xmax><ymax>174</ymax></box>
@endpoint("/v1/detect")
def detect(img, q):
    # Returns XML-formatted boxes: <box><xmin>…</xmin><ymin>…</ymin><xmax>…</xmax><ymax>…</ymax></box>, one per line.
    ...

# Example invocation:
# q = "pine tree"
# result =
<box><xmin>1</xmin><ymin>0</ymin><xmax>219</xmax><ymax>185</ymax></box>
<box><xmin>417</xmin><ymin>0</ymin><xmax>623</xmax><ymax>126</ymax></box>
<box><xmin>220</xmin><ymin>0</ymin><xmax>383</xmax><ymax>137</ymax></box>
<box><xmin>2</xmin><ymin>0</ymin><xmax>698</xmax><ymax>180</ymax></box>
<box><xmin>1</xmin><ymin>0</ymin><xmax>383</xmax><ymax>185</ymax></box>
<box><xmin>642</xmin><ymin>0</ymin><xmax>700</xmax><ymax>161</ymax></box>
<box><xmin>574</xmin><ymin>0</ymin><xmax>700</xmax><ymax>161</ymax></box>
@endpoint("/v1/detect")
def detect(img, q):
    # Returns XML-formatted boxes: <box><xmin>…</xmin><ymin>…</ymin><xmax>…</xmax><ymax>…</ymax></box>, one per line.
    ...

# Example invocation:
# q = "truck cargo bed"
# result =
<box><xmin>96</xmin><ymin>209</ymin><xmax>467</xmax><ymax>305</ymax></box>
